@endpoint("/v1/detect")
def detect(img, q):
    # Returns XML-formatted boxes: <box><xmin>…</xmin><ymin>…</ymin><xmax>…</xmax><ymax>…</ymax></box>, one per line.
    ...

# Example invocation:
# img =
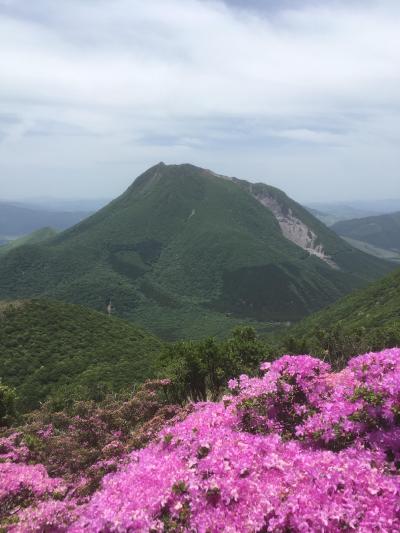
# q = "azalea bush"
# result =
<box><xmin>0</xmin><ymin>379</ymin><xmax>184</xmax><ymax>528</ymax></box>
<box><xmin>1</xmin><ymin>349</ymin><xmax>400</xmax><ymax>531</ymax></box>
<box><xmin>18</xmin><ymin>378</ymin><xmax>181</xmax><ymax>479</ymax></box>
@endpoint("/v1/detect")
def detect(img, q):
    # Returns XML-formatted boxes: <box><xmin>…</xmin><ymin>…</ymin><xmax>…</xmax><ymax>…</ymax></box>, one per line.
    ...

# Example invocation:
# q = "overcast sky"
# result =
<box><xmin>0</xmin><ymin>0</ymin><xmax>399</xmax><ymax>202</ymax></box>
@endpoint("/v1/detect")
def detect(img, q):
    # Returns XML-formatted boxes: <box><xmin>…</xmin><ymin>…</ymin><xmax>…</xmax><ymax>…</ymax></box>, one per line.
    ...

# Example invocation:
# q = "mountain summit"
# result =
<box><xmin>0</xmin><ymin>163</ymin><xmax>393</xmax><ymax>338</ymax></box>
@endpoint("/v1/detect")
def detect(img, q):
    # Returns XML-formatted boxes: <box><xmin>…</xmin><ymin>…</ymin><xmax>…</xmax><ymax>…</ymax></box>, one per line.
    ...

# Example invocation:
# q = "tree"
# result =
<box><xmin>0</xmin><ymin>382</ymin><xmax>17</xmax><ymax>426</ymax></box>
<box><xmin>159</xmin><ymin>328</ymin><xmax>271</xmax><ymax>403</ymax></box>
<box><xmin>224</xmin><ymin>326</ymin><xmax>270</xmax><ymax>371</ymax></box>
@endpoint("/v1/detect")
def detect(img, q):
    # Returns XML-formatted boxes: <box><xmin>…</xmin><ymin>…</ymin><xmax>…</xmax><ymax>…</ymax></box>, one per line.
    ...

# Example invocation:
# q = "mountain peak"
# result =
<box><xmin>126</xmin><ymin>162</ymin><xmax>215</xmax><ymax>196</ymax></box>
<box><xmin>0</xmin><ymin>163</ymin><xmax>393</xmax><ymax>340</ymax></box>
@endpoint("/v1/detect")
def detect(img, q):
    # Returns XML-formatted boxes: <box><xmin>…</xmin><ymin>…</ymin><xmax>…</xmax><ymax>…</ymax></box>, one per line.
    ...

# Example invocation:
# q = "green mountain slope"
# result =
<box><xmin>0</xmin><ymin>164</ymin><xmax>394</xmax><ymax>339</ymax></box>
<box><xmin>0</xmin><ymin>227</ymin><xmax>57</xmax><ymax>256</ymax></box>
<box><xmin>0</xmin><ymin>300</ymin><xmax>162</xmax><ymax>411</ymax></box>
<box><xmin>278</xmin><ymin>267</ymin><xmax>400</xmax><ymax>367</ymax></box>
<box><xmin>332</xmin><ymin>212</ymin><xmax>400</xmax><ymax>256</ymax></box>
<box><xmin>289</xmin><ymin>267</ymin><xmax>400</xmax><ymax>333</ymax></box>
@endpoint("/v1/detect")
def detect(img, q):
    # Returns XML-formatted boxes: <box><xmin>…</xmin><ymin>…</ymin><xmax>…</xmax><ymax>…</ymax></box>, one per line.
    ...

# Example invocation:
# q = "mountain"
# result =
<box><xmin>0</xmin><ymin>201</ymin><xmax>90</xmax><ymax>241</ymax></box>
<box><xmin>0</xmin><ymin>163</ymin><xmax>394</xmax><ymax>340</ymax></box>
<box><xmin>15</xmin><ymin>197</ymin><xmax>111</xmax><ymax>212</ymax></box>
<box><xmin>306</xmin><ymin>200</ymin><xmax>400</xmax><ymax>227</ymax></box>
<box><xmin>332</xmin><ymin>212</ymin><xmax>400</xmax><ymax>262</ymax></box>
<box><xmin>0</xmin><ymin>227</ymin><xmax>57</xmax><ymax>256</ymax></box>
<box><xmin>305</xmin><ymin>203</ymin><xmax>379</xmax><ymax>226</ymax></box>
<box><xmin>335</xmin><ymin>238</ymin><xmax>400</xmax><ymax>263</ymax></box>
<box><xmin>0</xmin><ymin>299</ymin><xmax>162</xmax><ymax>411</ymax></box>
<box><xmin>306</xmin><ymin>208</ymin><xmax>341</xmax><ymax>227</ymax></box>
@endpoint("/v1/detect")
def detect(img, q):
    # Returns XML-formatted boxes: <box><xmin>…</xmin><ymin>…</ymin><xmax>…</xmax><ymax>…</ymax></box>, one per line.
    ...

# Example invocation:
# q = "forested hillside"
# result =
<box><xmin>279</xmin><ymin>267</ymin><xmax>400</xmax><ymax>366</ymax></box>
<box><xmin>0</xmin><ymin>300</ymin><xmax>162</xmax><ymax>411</ymax></box>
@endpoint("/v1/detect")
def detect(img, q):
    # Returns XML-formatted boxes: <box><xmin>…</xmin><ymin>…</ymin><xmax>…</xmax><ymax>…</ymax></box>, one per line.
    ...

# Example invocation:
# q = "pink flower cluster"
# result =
<box><xmin>0</xmin><ymin>462</ymin><xmax>64</xmax><ymax>525</ymax></box>
<box><xmin>2</xmin><ymin>349</ymin><xmax>400</xmax><ymax>532</ymax></box>
<box><xmin>0</xmin><ymin>432</ymin><xmax>29</xmax><ymax>463</ymax></box>
<box><xmin>231</xmin><ymin>351</ymin><xmax>400</xmax><ymax>459</ymax></box>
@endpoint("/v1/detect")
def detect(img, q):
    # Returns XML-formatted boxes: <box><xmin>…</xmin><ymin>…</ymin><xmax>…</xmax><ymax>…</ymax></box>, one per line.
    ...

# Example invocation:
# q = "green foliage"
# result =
<box><xmin>0</xmin><ymin>300</ymin><xmax>162</xmax><ymax>412</ymax></box>
<box><xmin>0</xmin><ymin>164</ymin><xmax>393</xmax><ymax>340</ymax></box>
<box><xmin>0</xmin><ymin>382</ymin><xmax>17</xmax><ymax>427</ymax></box>
<box><xmin>159</xmin><ymin>327</ymin><xmax>271</xmax><ymax>402</ymax></box>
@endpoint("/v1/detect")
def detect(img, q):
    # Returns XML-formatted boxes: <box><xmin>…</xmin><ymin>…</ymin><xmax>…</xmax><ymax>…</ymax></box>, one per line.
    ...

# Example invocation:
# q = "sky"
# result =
<box><xmin>0</xmin><ymin>0</ymin><xmax>399</xmax><ymax>203</ymax></box>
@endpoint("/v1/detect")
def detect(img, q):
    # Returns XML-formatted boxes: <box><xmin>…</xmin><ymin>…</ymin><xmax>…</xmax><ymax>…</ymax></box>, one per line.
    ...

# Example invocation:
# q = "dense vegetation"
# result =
<box><xmin>0</xmin><ymin>201</ymin><xmax>88</xmax><ymax>240</ymax></box>
<box><xmin>279</xmin><ymin>267</ymin><xmax>400</xmax><ymax>366</ymax></box>
<box><xmin>0</xmin><ymin>300</ymin><xmax>162</xmax><ymax>412</ymax></box>
<box><xmin>0</xmin><ymin>383</ymin><xmax>17</xmax><ymax>427</ymax></box>
<box><xmin>0</xmin><ymin>164</ymin><xmax>393</xmax><ymax>340</ymax></box>
<box><xmin>2</xmin><ymin>349</ymin><xmax>400</xmax><ymax>531</ymax></box>
<box><xmin>0</xmin><ymin>258</ymin><xmax>399</xmax><ymax>531</ymax></box>
<box><xmin>2</xmin><ymin>267</ymin><xmax>400</xmax><ymax>419</ymax></box>
<box><xmin>0</xmin><ymin>298</ymin><xmax>272</xmax><ymax>418</ymax></box>
<box><xmin>0</xmin><ymin>378</ymin><xmax>182</xmax><ymax>482</ymax></box>
<box><xmin>159</xmin><ymin>326</ymin><xmax>271</xmax><ymax>403</ymax></box>
<box><xmin>332</xmin><ymin>211</ymin><xmax>400</xmax><ymax>256</ymax></box>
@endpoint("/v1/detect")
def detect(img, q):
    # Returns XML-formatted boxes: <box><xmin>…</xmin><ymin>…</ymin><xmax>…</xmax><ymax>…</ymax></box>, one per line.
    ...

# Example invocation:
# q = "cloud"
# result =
<box><xmin>0</xmin><ymin>0</ymin><xmax>399</xmax><ymax>200</ymax></box>
<box><xmin>274</xmin><ymin>129</ymin><xmax>344</xmax><ymax>145</ymax></box>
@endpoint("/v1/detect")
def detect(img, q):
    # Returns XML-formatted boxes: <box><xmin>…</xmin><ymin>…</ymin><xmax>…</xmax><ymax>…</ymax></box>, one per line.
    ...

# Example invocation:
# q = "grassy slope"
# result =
<box><xmin>0</xmin><ymin>300</ymin><xmax>162</xmax><ymax>411</ymax></box>
<box><xmin>332</xmin><ymin>212</ymin><xmax>400</xmax><ymax>252</ymax></box>
<box><xmin>0</xmin><ymin>164</ymin><xmax>394</xmax><ymax>340</ymax></box>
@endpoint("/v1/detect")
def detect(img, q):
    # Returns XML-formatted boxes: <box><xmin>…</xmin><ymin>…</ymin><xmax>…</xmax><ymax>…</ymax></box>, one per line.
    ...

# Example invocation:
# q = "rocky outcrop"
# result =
<box><xmin>206</xmin><ymin>169</ymin><xmax>338</xmax><ymax>269</ymax></box>
<box><xmin>253</xmin><ymin>192</ymin><xmax>339</xmax><ymax>269</ymax></box>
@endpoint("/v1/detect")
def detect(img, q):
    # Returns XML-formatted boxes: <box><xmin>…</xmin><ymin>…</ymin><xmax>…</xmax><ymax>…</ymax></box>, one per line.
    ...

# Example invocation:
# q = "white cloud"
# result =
<box><xmin>0</xmin><ymin>0</ymin><xmax>399</xmax><ymax>200</ymax></box>
<box><xmin>274</xmin><ymin>129</ymin><xmax>343</xmax><ymax>145</ymax></box>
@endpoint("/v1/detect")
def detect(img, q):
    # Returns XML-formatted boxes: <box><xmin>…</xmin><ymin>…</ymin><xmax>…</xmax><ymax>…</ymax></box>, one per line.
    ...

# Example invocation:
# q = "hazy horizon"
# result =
<box><xmin>2</xmin><ymin>181</ymin><xmax>400</xmax><ymax>207</ymax></box>
<box><xmin>1</xmin><ymin>160</ymin><xmax>400</xmax><ymax>205</ymax></box>
<box><xmin>1</xmin><ymin>0</ymin><xmax>400</xmax><ymax>202</ymax></box>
